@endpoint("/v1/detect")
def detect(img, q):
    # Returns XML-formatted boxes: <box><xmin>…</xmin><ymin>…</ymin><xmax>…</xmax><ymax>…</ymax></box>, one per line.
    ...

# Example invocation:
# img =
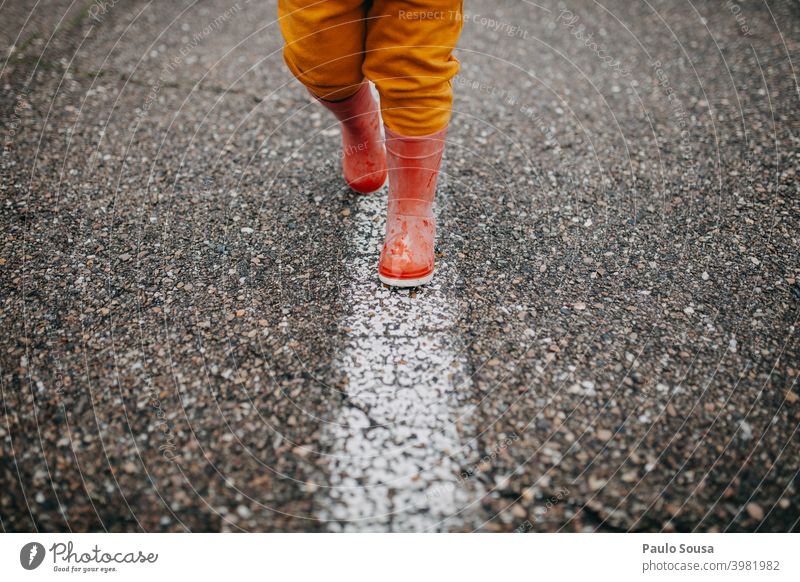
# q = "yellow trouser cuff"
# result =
<box><xmin>278</xmin><ymin>0</ymin><xmax>463</xmax><ymax>136</ymax></box>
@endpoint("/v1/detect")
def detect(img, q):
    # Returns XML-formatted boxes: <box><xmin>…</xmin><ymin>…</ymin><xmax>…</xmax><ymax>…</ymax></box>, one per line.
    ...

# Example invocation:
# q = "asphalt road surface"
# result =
<box><xmin>1</xmin><ymin>0</ymin><xmax>799</xmax><ymax>532</ymax></box>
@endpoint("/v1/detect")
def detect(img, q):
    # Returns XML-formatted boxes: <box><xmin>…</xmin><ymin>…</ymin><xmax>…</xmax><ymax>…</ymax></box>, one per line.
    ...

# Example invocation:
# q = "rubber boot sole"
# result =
<box><xmin>379</xmin><ymin>270</ymin><xmax>434</xmax><ymax>287</ymax></box>
<box><xmin>348</xmin><ymin>173</ymin><xmax>388</xmax><ymax>195</ymax></box>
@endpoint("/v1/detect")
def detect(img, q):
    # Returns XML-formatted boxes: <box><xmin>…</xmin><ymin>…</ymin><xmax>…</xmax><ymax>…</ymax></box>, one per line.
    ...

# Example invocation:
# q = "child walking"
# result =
<box><xmin>278</xmin><ymin>0</ymin><xmax>464</xmax><ymax>286</ymax></box>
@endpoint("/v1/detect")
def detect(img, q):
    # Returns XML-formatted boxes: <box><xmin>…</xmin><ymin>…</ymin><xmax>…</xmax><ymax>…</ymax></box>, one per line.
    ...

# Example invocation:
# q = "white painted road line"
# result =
<box><xmin>317</xmin><ymin>193</ymin><xmax>485</xmax><ymax>532</ymax></box>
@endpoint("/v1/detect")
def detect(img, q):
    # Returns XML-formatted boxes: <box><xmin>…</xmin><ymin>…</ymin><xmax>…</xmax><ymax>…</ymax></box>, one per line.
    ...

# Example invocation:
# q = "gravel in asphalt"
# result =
<box><xmin>1</xmin><ymin>0</ymin><xmax>798</xmax><ymax>532</ymax></box>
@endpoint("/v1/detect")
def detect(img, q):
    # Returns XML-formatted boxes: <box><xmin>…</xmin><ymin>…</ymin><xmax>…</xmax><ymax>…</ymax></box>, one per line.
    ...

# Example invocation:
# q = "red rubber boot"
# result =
<box><xmin>378</xmin><ymin>126</ymin><xmax>447</xmax><ymax>287</ymax></box>
<box><xmin>315</xmin><ymin>83</ymin><xmax>387</xmax><ymax>194</ymax></box>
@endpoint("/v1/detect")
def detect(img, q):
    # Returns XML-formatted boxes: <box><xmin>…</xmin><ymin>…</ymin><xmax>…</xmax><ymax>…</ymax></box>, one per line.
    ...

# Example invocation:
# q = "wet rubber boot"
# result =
<box><xmin>315</xmin><ymin>83</ymin><xmax>387</xmax><ymax>194</ymax></box>
<box><xmin>378</xmin><ymin>126</ymin><xmax>447</xmax><ymax>287</ymax></box>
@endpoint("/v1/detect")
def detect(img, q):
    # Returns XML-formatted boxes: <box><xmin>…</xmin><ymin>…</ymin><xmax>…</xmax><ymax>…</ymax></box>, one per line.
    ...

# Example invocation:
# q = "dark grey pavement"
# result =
<box><xmin>1</xmin><ymin>0</ymin><xmax>799</xmax><ymax>532</ymax></box>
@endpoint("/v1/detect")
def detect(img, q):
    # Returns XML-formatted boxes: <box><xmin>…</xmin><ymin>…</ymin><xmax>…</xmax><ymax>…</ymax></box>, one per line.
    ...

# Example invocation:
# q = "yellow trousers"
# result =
<box><xmin>278</xmin><ymin>0</ymin><xmax>463</xmax><ymax>136</ymax></box>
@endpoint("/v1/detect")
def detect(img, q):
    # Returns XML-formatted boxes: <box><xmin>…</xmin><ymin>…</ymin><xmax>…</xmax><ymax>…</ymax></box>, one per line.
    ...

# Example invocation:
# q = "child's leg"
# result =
<box><xmin>363</xmin><ymin>1</ymin><xmax>463</xmax><ymax>136</ymax></box>
<box><xmin>362</xmin><ymin>1</ymin><xmax>463</xmax><ymax>286</ymax></box>
<box><xmin>278</xmin><ymin>0</ymin><xmax>368</xmax><ymax>101</ymax></box>
<box><xmin>278</xmin><ymin>0</ymin><xmax>387</xmax><ymax>193</ymax></box>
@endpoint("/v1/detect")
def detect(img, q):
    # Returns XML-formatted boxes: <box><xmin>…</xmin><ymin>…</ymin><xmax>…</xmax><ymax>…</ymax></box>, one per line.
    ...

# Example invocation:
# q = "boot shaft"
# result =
<box><xmin>312</xmin><ymin>83</ymin><xmax>387</xmax><ymax>194</ymax></box>
<box><xmin>384</xmin><ymin>127</ymin><xmax>447</xmax><ymax>210</ymax></box>
<box><xmin>314</xmin><ymin>83</ymin><xmax>377</xmax><ymax>127</ymax></box>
